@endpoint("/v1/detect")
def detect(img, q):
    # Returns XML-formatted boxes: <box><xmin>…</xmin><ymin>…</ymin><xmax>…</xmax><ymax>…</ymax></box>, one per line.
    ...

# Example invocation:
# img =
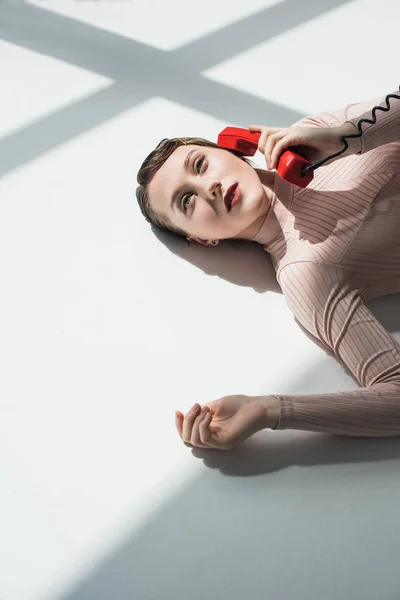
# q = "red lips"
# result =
<box><xmin>224</xmin><ymin>183</ymin><xmax>238</xmax><ymax>210</ymax></box>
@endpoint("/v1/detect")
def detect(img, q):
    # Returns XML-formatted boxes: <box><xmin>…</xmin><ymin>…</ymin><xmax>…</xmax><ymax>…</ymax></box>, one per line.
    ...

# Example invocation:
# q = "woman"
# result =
<box><xmin>136</xmin><ymin>90</ymin><xmax>400</xmax><ymax>450</ymax></box>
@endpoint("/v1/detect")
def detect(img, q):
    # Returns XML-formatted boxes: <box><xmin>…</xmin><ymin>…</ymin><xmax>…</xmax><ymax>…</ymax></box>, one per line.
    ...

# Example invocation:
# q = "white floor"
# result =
<box><xmin>1</xmin><ymin>1</ymin><xmax>400</xmax><ymax>599</ymax></box>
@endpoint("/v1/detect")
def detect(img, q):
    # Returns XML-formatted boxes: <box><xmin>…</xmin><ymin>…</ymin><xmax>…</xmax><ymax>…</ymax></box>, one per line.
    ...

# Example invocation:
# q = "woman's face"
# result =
<box><xmin>148</xmin><ymin>144</ymin><xmax>271</xmax><ymax>244</ymax></box>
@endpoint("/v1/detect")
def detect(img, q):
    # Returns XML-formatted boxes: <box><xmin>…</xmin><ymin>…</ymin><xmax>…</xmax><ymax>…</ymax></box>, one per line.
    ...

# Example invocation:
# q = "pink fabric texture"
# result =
<box><xmin>251</xmin><ymin>92</ymin><xmax>400</xmax><ymax>436</ymax></box>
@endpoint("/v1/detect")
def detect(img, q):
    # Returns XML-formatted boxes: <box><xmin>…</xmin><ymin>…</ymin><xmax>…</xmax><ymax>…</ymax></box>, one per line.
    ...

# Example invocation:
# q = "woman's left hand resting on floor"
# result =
<box><xmin>175</xmin><ymin>394</ymin><xmax>280</xmax><ymax>450</ymax></box>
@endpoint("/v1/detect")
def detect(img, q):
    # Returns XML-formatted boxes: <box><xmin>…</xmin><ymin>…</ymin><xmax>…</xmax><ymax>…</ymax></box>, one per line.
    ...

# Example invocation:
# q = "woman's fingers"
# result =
<box><xmin>175</xmin><ymin>411</ymin><xmax>192</xmax><ymax>446</ymax></box>
<box><xmin>176</xmin><ymin>405</ymin><xmax>216</xmax><ymax>448</ymax></box>
<box><xmin>263</xmin><ymin>132</ymin><xmax>281</xmax><ymax>169</ymax></box>
<box><xmin>248</xmin><ymin>125</ymin><xmax>288</xmax><ymax>169</ymax></box>
<box><xmin>182</xmin><ymin>403</ymin><xmax>202</xmax><ymax>442</ymax></box>
<box><xmin>190</xmin><ymin>406</ymin><xmax>205</xmax><ymax>444</ymax></box>
<box><xmin>175</xmin><ymin>410</ymin><xmax>183</xmax><ymax>436</ymax></box>
<box><xmin>190</xmin><ymin>406</ymin><xmax>211</xmax><ymax>448</ymax></box>
<box><xmin>270</xmin><ymin>137</ymin><xmax>295</xmax><ymax>171</ymax></box>
<box><xmin>199</xmin><ymin>411</ymin><xmax>214</xmax><ymax>446</ymax></box>
<box><xmin>178</xmin><ymin>403</ymin><xmax>209</xmax><ymax>447</ymax></box>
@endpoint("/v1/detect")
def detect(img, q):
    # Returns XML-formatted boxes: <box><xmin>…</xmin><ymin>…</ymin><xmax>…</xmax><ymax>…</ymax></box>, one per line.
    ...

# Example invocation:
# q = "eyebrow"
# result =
<box><xmin>170</xmin><ymin>149</ymin><xmax>197</xmax><ymax>211</ymax></box>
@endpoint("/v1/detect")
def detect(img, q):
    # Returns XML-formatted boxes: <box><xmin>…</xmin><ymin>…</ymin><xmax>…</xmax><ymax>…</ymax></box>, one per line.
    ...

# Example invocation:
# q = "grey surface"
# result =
<box><xmin>1</xmin><ymin>1</ymin><xmax>400</xmax><ymax>599</ymax></box>
<box><xmin>56</xmin><ymin>440</ymin><xmax>400</xmax><ymax>600</ymax></box>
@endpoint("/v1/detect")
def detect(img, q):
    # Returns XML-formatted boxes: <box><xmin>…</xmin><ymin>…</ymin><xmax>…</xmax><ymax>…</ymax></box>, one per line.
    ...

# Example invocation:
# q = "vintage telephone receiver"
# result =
<box><xmin>217</xmin><ymin>88</ymin><xmax>400</xmax><ymax>189</ymax></box>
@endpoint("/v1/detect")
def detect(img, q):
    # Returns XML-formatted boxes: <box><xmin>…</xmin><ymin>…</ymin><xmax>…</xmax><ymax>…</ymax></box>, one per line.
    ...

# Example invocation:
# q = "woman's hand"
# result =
<box><xmin>175</xmin><ymin>394</ymin><xmax>270</xmax><ymax>450</ymax></box>
<box><xmin>248</xmin><ymin>123</ymin><xmax>353</xmax><ymax>171</ymax></box>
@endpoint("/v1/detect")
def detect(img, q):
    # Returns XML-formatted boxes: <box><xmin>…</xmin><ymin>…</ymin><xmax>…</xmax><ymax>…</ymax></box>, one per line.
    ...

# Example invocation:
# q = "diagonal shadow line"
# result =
<box><xmin>161</xmin><ymin>75</ymin><xmax>303</xmax><ymax>125</ymax></box>
<box><xmin>0</xmin><ymin>76</ymin><xmax>302</xmax><ymax>179</ymax></box>
<box><xmin>0</xmin><ymin>83</ymin><xmax>148</xmax><ymax>178</ymax></box>
<box><xmin>0</xmin><ymin>1</ymin><xmax>160</xmax><ymax>80</ymax></box>
<box><xmin>0</xmin><ymin>0</ymin><xmax>356</xmax><ymax>80</ymax></box>
<box><xmin>174</xmin><ymin>0</ymin><xmax>356</xmax><ymax>71</ymax></box>
<box><xmin>0</xmin><ymin>0</ymin><xmax>354</xmax><ymax>178</ymax></box>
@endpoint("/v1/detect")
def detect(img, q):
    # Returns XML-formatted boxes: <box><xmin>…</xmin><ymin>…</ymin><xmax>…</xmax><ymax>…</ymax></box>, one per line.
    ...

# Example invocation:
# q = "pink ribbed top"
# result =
<box><xmin>251</xmin><ymin>91</ymin><xmax>400</xmax><ymax>436</ymax></box>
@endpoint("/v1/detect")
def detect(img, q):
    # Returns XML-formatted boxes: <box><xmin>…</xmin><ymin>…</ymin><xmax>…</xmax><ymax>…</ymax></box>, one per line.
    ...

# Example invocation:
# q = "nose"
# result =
<box><xmin>208</xmin><ymin>180</ymin><xmax>222</xmax><ymax>201</ymax></box>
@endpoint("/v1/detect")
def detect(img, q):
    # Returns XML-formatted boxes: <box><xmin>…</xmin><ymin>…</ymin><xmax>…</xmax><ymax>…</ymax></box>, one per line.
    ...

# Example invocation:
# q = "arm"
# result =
<box><xmin>344</xmin><ymin>90</ymin><xmax>400</xmax><ymax>154</ymax></box>
<box><xmin>294</xmin><ymin>90</ymin><xmax>400</xmax><ymax>162</ymax></box>
<box><xmin>260</xmin><ymin>262</ymin><xmax>400</xmax><ymax>437</ymax></box>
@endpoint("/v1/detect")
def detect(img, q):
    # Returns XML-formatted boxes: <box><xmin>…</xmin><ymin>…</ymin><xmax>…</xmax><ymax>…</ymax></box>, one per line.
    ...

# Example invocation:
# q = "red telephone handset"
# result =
<box><xmin>217</xmin><ymin>127</ymin><xmax>313</xmax><ymax>188</ymax></box>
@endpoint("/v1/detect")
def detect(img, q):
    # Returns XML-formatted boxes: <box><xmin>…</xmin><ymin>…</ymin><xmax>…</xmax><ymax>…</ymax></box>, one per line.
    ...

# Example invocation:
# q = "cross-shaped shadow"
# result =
<box><xmin>0</xmin><ymin>0</ymin><xmax>355</xmax><ymax>177</ymax></box>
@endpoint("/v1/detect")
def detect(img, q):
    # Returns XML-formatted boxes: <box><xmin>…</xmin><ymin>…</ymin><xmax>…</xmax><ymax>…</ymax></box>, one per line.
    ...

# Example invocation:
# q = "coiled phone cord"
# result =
<box><xmin>301</xmin><ymin>86</ymin><xmax>400</xmax><ymax>177</ymax></box>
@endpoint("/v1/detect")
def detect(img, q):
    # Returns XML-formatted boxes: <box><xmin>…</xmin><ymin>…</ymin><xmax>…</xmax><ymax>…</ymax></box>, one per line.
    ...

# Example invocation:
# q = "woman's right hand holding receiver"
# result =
<box><xmin>248</xmin><ymin>121</ymin><xmax>360</xmax><ymax>170</ymax></box>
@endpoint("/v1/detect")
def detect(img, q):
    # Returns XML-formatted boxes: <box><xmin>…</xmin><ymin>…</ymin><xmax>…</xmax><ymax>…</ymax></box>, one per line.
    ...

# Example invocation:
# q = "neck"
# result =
<box><xmin>235</xmin><ymin>168</ymin><xmax>275</xmax><ymax>240</ymax></box>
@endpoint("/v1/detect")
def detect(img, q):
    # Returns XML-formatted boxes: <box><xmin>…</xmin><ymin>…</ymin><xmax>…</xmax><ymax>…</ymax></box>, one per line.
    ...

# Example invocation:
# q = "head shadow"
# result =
<box><xmin>152</xmin><ymin>227</ymin><xmax>282</xmax><ymax>294</ymax></box>
<box><xmin>151</xmin><ymin>225</ymin><xmax>400</xmax><ymax>362</ymax></box>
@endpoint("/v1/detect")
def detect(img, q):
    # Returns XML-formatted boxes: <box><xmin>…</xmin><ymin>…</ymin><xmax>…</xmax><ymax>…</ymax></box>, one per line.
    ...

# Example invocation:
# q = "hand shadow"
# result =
<box><xmin>191</xmin><ymin>432</ymin><xmax>400</xmax><ymax>476</ymax></box>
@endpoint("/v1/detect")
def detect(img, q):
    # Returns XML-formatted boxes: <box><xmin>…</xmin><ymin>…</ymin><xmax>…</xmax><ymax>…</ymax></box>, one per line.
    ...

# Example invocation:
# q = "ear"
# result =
<box><xmin>186</xmin><ymin>237</ymin><xmax>217</xmax><ymax>246</ymax></box>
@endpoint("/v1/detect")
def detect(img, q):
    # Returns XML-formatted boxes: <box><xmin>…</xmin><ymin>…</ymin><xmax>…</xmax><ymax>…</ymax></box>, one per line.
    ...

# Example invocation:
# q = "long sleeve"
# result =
<box><xmin>345</xmin><ymin>90</ymin><xmax>400</xmax><ymax>154</ymax></box>
<box><xmin>274</xmin><ymin>261</ymin><xmax>400</xmax><ymax>437</ymax></box>
<box><xmin>293</xmin><ymin>90</ymin><xmax>400</xmax><ymax>154</ymax></box>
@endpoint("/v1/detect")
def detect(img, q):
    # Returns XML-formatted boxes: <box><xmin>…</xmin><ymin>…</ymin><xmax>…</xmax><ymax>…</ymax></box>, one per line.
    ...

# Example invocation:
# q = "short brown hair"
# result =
<box><xmin>136</xmin><ymin>136</ymin><xmax>255</xmax><ymax>240</ymax></box>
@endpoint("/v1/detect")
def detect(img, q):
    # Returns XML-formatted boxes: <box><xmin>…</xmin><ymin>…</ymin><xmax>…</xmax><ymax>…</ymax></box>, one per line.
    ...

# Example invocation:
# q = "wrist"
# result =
<box><xmin>256</xmin><ymin>394</ymin><xmax>281</xmax><ymax>430</ymax></box>
<box><xmin>334</xmin><ymin>121</ymin><xmax>362</xmax><ymax>159</ymax></box>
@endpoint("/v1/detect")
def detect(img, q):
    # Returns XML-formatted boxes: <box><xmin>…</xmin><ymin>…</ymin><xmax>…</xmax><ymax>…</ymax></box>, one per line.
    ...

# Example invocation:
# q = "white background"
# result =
<box><xmin>1</xmin><ymin>1</ymin><xmax>400</xmax><ymax>599</ymax></box>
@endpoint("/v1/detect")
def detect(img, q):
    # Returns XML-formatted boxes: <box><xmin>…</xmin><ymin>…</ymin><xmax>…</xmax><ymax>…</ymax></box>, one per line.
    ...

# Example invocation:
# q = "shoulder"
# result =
<box><xmin>278</xmin><ymin>260</ymin><xmax>351</xmax><ymax>307</ymax></box>
<box><xmin>277</xmin><ymin>261</ymin><xmax>361</xmax><ymax>349</ymax></box>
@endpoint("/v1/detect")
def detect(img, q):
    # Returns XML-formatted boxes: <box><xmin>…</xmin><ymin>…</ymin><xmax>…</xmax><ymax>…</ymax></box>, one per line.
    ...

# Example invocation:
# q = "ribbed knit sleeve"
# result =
<box><xmin>274</xmin><ymin>262</ymin><xmax>400</xmax><ymax>437</ymax></box>
<box><xmin>293</xmin><ymin>90</ymin><xmax>400</xmax><ymax>153</ymax></box>
<box><xmin>345</xmin><ymin>90</ymin><xmax>400</xmax><ymax>154</ymax></box>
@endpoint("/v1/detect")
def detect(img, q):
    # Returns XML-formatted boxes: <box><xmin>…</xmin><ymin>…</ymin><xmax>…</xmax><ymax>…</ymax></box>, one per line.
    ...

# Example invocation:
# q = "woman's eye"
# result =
<box><xmin>182</xmin><ymin>155</ymin><xmax>206</xmax><ymax>213</ymax></box>
<box><xmin>182</xmin><ymin>194</ymin><xmax>193</xmax><ymax>212</ymax></box>
<box><xmin>196</xmin><ymin>156</ymin><xmax>205</xmax><ymax>173</ymax></box>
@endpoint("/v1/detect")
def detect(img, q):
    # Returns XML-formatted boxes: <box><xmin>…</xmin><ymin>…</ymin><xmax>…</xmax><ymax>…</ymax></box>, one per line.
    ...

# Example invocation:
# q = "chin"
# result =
<box><xmin>241</xmin><ymin>191</ymin><xmax>264</xmax><ymax>216</ymax></box>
